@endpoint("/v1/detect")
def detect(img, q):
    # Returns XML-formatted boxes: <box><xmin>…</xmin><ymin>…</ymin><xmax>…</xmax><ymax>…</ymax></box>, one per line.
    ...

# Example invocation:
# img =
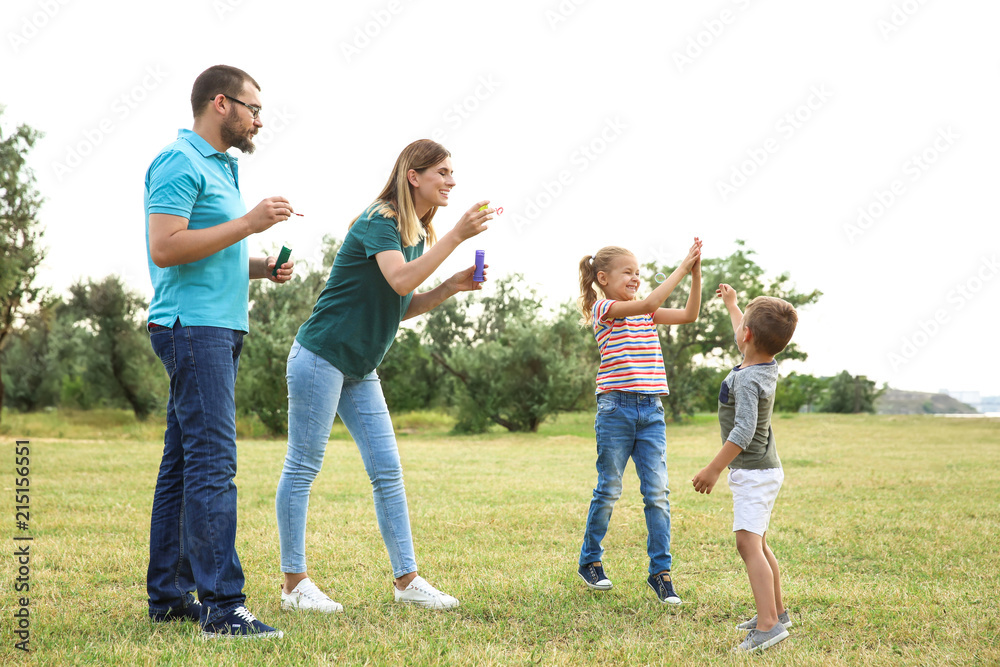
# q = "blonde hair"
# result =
<box><xmin>578</xmin><ymin>246</ymin><xmax>635</xmax><ymax>324</ymax></box>
<box><xmin>743</xmin><ymin>296</ymin><xmax>798</xmax><ymax>356</ymax></box>
<box><xmin>350</xmin><ymin>139</ymin><xmax>449</xmax><ymax>247</ymax></box>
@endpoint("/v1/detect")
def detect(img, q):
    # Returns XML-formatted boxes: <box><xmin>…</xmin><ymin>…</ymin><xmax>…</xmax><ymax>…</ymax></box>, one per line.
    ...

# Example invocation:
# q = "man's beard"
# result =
<box><xmin>221</xmin><ymin>108</ymin><xmax>256</xmax><ymax>154</ymax></box>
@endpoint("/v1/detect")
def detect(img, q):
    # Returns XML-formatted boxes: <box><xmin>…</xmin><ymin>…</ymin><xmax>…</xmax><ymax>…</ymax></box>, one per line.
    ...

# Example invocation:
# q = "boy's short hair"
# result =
<box><xmin>744</xmin><ymin>296</ymin><xmax>797</xmax><ymax>356</ymax></box>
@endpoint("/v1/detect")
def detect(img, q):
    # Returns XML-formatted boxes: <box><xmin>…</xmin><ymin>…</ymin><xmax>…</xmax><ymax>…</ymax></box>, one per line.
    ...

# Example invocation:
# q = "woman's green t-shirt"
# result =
<box><xmin>295</xmin><ymin>208</ymin><xmax>424</xmax><ymax>379</ymax></box>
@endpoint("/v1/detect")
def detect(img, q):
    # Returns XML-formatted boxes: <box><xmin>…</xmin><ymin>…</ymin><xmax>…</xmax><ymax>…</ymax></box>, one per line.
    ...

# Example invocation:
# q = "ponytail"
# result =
<box><xmin>579</xmin><ymin>255</ymin><xmax>599</xmax><ymax>324</ymax></box>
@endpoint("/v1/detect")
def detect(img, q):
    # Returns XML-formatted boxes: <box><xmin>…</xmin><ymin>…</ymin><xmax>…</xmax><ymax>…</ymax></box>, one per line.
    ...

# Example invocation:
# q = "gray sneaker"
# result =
<box><xmin>734</xmin><ymin>622</ymin><xmax>789</xmax><ymax>653</ymax></box>
<box><xmin>736</xmin><ymin>609</ymin><xmax>793</xmax><ymax>631</ymax></box>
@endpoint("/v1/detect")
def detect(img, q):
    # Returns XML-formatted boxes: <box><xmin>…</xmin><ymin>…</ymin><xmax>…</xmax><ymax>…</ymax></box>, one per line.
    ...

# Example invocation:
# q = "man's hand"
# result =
<box><xmin>266</xmin><ymin>256</ymin><xmax>294</xmax><ymax>284</ymax></box>
<box><xmin>244</xmin><ymin>196</ymin><xmax>294</xmax><ymax>234</ymax></box>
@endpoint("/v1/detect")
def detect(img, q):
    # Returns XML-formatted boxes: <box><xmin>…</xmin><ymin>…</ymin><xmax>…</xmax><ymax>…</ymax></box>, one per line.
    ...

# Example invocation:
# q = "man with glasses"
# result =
<box><xmin>144</xmin><ymin>64</ymin><xmax>294</xmax><ymax>639</ymax></box>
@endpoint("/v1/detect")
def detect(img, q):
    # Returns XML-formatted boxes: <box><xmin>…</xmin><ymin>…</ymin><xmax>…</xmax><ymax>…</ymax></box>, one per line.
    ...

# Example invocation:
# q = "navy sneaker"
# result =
<box><xmin>150</xmin><ymin>597</ymin><xmax>203</xmax><ymax>623</ymax></box>
<box><xmin>201</xmin><ymin>606</ymin><xmax>283</xmax><ymax>640</ymax></box>
<box><xmin>646</xmin><ymin>571</ymin><xmax>682</xmax><ymax>605</ymax></box>
<box><xmin>578</xmin><ymin>562</ymin><xmax>613</xmax><ymax>590</ymax></box>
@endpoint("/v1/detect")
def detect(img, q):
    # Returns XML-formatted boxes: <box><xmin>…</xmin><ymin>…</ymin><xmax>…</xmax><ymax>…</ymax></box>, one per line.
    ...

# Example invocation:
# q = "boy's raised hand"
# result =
<box><xmin>716</xmin><ymin>283</ymin><xmax>738</xmax><ymax>308</ymax></box>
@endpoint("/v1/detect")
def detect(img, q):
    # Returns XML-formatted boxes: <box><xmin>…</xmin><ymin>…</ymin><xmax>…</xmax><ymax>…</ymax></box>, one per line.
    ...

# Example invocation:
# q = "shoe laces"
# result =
<box><xmin>409</xmin><ymin>576</ymin><xmax>443</xmax><ymax>598</ymax></box>
<box><xmin>296</xmin><ymin>579</ymin><xmax>332</xmax><ymax>602</ymax></box>
<box><xmin>232</xmin><ymin>607</ymin><xmax>258</xmax><ymax>624</ymax></box>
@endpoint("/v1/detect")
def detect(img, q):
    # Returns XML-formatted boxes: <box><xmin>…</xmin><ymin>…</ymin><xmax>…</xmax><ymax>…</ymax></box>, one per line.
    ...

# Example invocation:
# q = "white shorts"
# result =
<box><xmin>728</xmin><ymin>467</ymin><xmax>784</xmax><ymax>536</ymax></box>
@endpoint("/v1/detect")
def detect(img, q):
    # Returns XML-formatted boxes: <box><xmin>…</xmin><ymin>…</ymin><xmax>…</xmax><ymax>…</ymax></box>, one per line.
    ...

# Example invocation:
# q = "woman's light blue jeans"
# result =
<box><xmin>276</xmin><ymin>340</ymin><xmax>417</xmax><ymax>578</ymax></box>
<box><xmin>579</xmin><ymin>391</ymin><xmax>673</xmax><ymax>575</ymax></box>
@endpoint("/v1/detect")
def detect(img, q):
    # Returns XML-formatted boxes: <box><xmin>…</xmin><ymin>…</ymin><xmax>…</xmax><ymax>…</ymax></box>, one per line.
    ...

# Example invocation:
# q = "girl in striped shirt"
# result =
<box><xmin>576</xmin><ymin>239</ymin><xmax>702</xmax><ymax>604</ymax></box>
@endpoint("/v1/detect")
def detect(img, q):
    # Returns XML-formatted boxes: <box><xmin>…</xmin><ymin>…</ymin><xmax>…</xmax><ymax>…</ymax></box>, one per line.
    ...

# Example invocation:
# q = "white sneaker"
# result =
<box><xmin>281</xmin><ymin>578</ymin><xmax>343</xmax><ymax>613</ymax></box>
<box><xmin>393</xmin><ymin>575</ymin><xmax>460</xmax><ymax>609</ymax></box>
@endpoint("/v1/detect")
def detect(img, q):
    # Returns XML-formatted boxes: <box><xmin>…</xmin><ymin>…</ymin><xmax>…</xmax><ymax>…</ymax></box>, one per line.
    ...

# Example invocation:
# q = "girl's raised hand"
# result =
<box><xmin>679</xmin><ymin>237</ymin><xmax>702</xmax><ymax>273</ymax></box>
<box><xmin>453</xmin><ymin>200</ymin><xmax>494</xmax><ymax>241</ymax></box>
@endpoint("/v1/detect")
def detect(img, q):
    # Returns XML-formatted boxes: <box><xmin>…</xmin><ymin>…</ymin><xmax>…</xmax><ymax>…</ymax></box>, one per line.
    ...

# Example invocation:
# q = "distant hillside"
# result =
<box><xmin>876</xmin><ymin>389</ymin><xmax>978</xmax><ymax>415</ymax></box>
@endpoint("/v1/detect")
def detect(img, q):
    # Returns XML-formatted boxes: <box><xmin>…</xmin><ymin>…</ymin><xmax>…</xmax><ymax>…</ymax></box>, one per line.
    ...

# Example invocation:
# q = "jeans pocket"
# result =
<box><xmin>287</xmin><ymin>340</ymin><xmax>302</xmax><ymax>363</ymax></box>
<box><xmin>149</xmin><ymin>330</ymin><xmax>176</xmax><ymax>376</ymax></box>
<box><xmin>596</xmin><ymin>396</ymin><xmax>617</xmax><ymax>415</ymax></box>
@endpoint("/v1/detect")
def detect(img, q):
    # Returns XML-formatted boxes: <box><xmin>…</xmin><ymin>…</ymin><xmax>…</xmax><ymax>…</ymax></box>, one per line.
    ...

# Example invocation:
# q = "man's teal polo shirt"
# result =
<box><xmin>144</xmin><ymin>129</ymin><xmax>250</xmax><ymax>331</ymax></box>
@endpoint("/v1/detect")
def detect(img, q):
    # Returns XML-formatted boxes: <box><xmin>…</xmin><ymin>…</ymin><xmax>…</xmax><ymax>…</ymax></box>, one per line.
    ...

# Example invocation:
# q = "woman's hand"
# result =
<box><xmin>445</xmin><ymin>264</ymin><xmax>489</xmax><ymax>293</ymax></box>
<box><xmin>451</xmin><ymin>201</ymin><xmax>494</xmax><ymax>241</ymax></box>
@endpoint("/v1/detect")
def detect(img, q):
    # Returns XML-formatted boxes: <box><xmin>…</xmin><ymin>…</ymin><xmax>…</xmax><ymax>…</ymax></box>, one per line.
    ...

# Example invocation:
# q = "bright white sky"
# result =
<box><xmin>3</xmin><ymin>0</ymin><xmax>999</xmax><ymax>398</ymax></box>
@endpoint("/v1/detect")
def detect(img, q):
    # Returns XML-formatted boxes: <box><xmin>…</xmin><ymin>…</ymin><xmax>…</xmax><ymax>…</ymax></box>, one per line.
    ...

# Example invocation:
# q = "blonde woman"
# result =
<box><xmin>275</xmin><ymin>140</ymin><xmax>491</xmax><ymax>612</ymax></box>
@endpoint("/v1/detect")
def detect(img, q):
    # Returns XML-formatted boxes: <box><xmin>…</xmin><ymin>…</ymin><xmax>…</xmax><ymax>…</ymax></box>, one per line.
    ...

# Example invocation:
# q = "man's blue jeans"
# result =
<box><xmin>579</xmin><ymin>391</ymin><xmax>673</xmax><ymax>575</ymax></box>
<box><xmin>147</xmin><ymin>324</ymin><xmax>246</xmax><ymax>624</ymax></box>
<box><xmin>276</xmin><ymin>341</ymin><xmax>417</xmax><ymax>578</ymax></box>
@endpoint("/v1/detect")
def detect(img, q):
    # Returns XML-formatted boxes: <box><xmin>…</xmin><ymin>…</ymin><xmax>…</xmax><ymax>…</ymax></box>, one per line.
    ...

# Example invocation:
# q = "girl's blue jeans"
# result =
<box><xmin>276</xmin><ymin>341</ymin><xmax>417</xmax><ymax>578</ymax></box>
<box><xmin>579</xmin><ymin>391</ymin><xmax>673</xmax><ymax>575</ymax></box>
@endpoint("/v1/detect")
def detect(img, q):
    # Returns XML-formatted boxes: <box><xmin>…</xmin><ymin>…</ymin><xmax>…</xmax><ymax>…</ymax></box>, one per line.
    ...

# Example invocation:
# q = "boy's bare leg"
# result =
<box><xmin>762</xmin><ymin>532</ymin><xmax>784</xmax><ymax>615</ymax></box>
<box><xmin>736</xmin><ymin>530</ymin><xmax>779</xmax><ymax>630</ymax></box>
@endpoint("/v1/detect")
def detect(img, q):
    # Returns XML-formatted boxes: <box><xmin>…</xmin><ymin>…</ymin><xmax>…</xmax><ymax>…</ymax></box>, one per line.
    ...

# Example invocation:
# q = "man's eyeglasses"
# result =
<box><xmin>222</xmin><ymin>94</ymin><xmax>261</xmax><ymax>119</ymax></box>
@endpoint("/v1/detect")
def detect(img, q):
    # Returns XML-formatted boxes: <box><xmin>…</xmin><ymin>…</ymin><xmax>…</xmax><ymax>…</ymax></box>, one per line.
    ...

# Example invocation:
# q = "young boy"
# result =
<box><xmin>691</xmin><ymin>284</ymin><xmax>798</xmax><ymax>653</ymax></box>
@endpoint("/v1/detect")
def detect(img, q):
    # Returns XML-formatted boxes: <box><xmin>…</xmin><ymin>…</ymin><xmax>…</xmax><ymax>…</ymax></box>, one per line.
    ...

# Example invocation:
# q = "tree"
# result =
<box><xmin>644</xmin><ymin>241</ymin><xmax>822</xmax><ymax>421</ymax></box>
<box><xmin>774</xmin><ymin>372</ymin><xmax>831</xmax><ymax>413</ymax></box>
<box><xmin>377</xmin><ymin>328</ymin><xmax>442</xmax><ymax>412</ymax></box>
<box><xmin>822</xmin><ymin>371</ymin><xmax>882</xmax><ymax>414</ymax></box>
<box><xmin>0</xmin><ymin>298</ymin><xmax>62</xmax><ymax>412</ymax></box>
<box><xmin>423</xmin><ymin>276</ymin><xmax>593</xmax><ymax>432</ymax></box>
<box><xmin>0</xmin><ymin>108</ymin><xmax>45</xmax><ymax>422</ymax></box>
<box><xmin>235</xmin><ymin>236</ymin><xmax>340</xmax><ymax>435</ymax></box>
<box><xmin>66</xmin><ymin>276</ymin><xmax>164</xmax><ymax>420</ymax></box>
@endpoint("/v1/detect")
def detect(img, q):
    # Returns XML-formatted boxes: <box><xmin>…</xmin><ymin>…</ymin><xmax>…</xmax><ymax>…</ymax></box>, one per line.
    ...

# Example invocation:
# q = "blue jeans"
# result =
<box><xmin>579</xmin><ymin>391</ymin><xmax>673</xmax><ymax>575</ymax></box>
<box><xmin>276</xmin><ymin>341</ymin><xmax>417</xmax><ymax>578</ymax></box>
<box><xmin>147</xmin><ymin>324</ymin><xmax>246</xmax><ymax>624</ymax></box>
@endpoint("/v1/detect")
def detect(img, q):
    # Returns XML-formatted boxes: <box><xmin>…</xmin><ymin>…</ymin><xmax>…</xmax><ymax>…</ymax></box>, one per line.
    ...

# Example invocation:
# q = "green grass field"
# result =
<box><xmin>3</xmin><ymin>410</ymin><xmax>999</xmax><ymax>665</ymax></box>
